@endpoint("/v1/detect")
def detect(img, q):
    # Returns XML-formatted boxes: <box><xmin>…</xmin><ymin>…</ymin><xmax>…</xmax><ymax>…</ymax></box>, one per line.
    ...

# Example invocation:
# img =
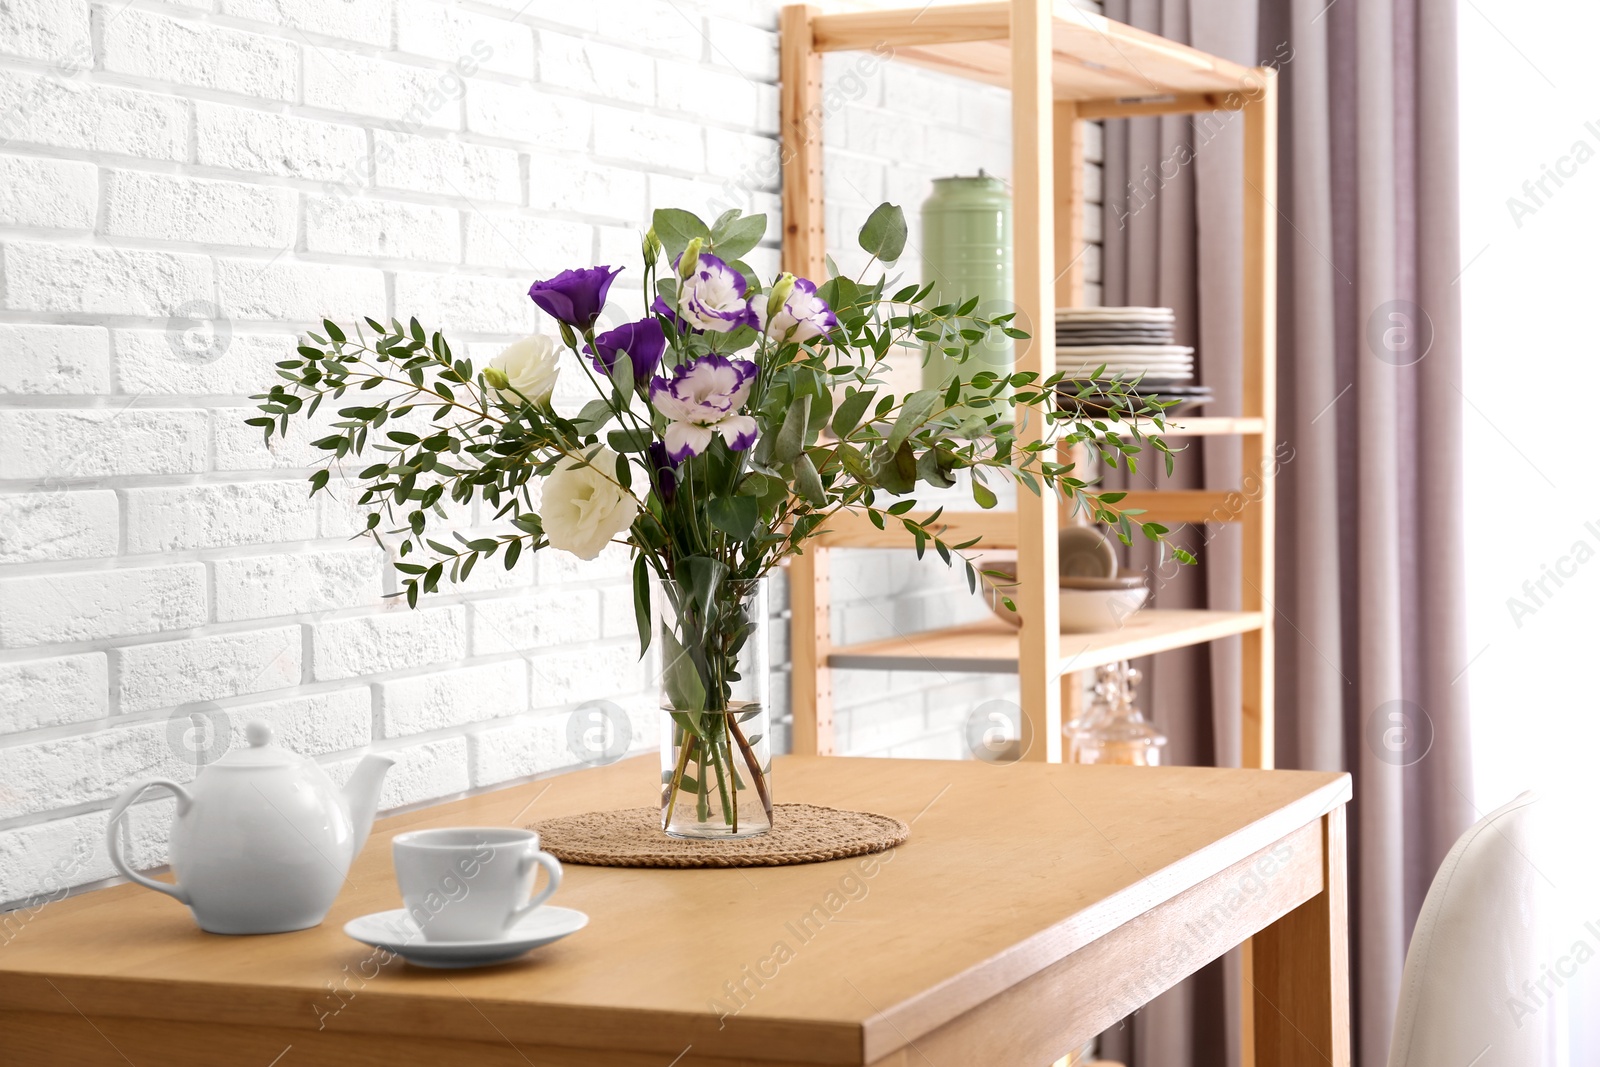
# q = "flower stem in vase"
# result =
<box><xmin>661</xmin><ymin>730</ymin><xmax>695</xmax><ymax>830</ymax></box>
<box><xmin>728</xmin><ymin>712</ymin><xmax>772</xmax><ymax>823</ymax></box>
<box><xmin>659</xmin><ymin>577</ymin><xmax>772</xmax><ymax>839</ymax></box>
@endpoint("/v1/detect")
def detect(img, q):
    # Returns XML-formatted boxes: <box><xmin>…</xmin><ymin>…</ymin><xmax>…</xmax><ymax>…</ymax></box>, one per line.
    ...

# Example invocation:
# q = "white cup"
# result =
<box><xmin>391</xmin><ymin>827</ymin><xmax>562</xmax><ymax>942</ymax></box>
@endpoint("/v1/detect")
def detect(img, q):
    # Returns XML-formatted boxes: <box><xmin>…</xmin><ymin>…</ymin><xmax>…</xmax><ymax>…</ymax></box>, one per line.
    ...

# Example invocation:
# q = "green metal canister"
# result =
<box><xmin>920</xmin><ymin>172</ymin><xmax>1013</xmax><ymax>398</ymax></box>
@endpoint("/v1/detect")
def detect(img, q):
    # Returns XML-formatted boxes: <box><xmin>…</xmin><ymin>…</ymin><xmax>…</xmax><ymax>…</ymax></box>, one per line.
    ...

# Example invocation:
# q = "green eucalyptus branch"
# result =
<box><xmin>248</xmin><ymin>201</ymin><xmax>1196</xmax><ymax>633</ymax></box>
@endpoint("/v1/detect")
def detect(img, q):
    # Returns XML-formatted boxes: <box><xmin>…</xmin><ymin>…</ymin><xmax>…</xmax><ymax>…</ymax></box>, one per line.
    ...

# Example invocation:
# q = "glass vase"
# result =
<box><xmin>657</xmin><ymin>577</ymin><xmax>772</xmax><ymax>839</ymax></box>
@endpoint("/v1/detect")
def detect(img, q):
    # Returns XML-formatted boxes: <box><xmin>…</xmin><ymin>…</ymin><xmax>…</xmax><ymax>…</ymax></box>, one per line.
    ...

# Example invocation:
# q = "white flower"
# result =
<box><xmin>539</xmin><ymin>449</ymin><xmax>639</xmax><ymax>561</ymax></box>
<box><xmin>488</xmin><ymin>335</ymin><xmax>560</xmax><ymax>406</ymax></box>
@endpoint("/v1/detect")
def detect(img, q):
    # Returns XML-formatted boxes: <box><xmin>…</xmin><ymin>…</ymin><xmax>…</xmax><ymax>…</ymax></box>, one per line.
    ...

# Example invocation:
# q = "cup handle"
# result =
<box><xmin>510</xmin><ymin>847</ymin><xmax>562</xmax><ymax>924</ymax></box>
<box><xmin>105</xmin><ymin>779</ymin><xmax>193</xmax><ymax>905</ymax></box>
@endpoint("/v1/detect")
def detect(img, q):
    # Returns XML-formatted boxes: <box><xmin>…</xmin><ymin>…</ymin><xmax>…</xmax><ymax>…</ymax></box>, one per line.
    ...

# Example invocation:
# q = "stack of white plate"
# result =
<box><xmin>1056</xmin><ymin>307</ymin><xmax>1192</xmax><ymax>383</ymax></box>
<box><xmin>1055</xmin><ymin>343</ymin><xmax>1194</xmax><ymax>381</ymax></box>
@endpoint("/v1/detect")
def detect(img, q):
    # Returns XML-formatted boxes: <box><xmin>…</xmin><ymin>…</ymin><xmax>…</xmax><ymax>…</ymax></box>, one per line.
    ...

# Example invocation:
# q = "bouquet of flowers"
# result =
<box><xmin>250</xmin><ymin>203</ymin><xmax>1182</xmax><ymax>839</ymax></box>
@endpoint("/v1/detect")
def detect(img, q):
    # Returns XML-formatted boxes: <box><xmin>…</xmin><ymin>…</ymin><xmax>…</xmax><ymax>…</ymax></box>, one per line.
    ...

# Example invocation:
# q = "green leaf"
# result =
<box><xmin>971</xmin><ymin>478</ymin><xmax>998</xmax><ymax>509</ymax></box>
<box><xmin>606</xmin><ymin>351</ymin><xmax>635</xmax><ymax>406</ymax></box>
<box><xmin>708</xmin><ymin>495</ymin><xmax>759</xmax><ymax>540</ymax></box>
<box><xmin>573</xmin><ymin>398</ymin><xmax>615</xmax><ymax>435</ymax></box>
<box><xmin>607</xmin><ymin>426</ymin><xmax>654</xmax><ymax>453</ymax></box>
<box><xmin>672</xmin><ymin>555</ymin><xmax>727</xmax><ymax>616</ymax></box>
<box><xmin>832</xmin><ymin>389</ymin><xmax>876</xmax><ymax>438</ymax></box>
<box><xmin>652</xmin><ymin>208</ymin><xmax>710</xmax><ymax>260</ymax></box>
<box><xmin>660</xmin><ymin>625</ymin><xmax>708</xmax><ymax>713</ymax></box>
<box><xmin>873</xmin><ymin>442</ymin><xmax>917</xmax><ymax>495</ymax></box>
<box><xmin>773</xmin><ymin>393</ymin><xmax>810</xmax><ymax>465</ymax></box>
<box><xmin>916</xmin><ymin>447</ymin><xmax>956</xmax><ymax>489</ymax></box>
<box><xmin>711</xmin><ymin>214</ymin><xmax>767</xmax><ymax>262</ymax></box>
<box><xmin>887</xmin><ymin>389</ymin><xmax>939</xmax><ymax>453</ymax></box>
<box><xmin>858</xmin><ymin>202</ymin><xmax>908</xmax><ymax>263</ymax></box>
<box><xmin>793</xmin><ymin>453</ymin><xmax>826</xmax><ymax>506</ymax></box>
<box><xmin>633</xmin><ymin>554</ymin><xmax>652</xmax><ymax>656</ymax></box>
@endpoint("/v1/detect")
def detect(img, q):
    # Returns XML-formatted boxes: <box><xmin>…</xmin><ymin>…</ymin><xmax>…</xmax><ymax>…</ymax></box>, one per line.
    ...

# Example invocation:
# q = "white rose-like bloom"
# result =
<box><xmin>539</xmin><ymin>449</ymin><xmax>639</xmax><ymax>561</ymax></box>
<box><xmin>488</xmin><ymin>334</ymin><xmax>560</xmax><ymax>406</ymax></box>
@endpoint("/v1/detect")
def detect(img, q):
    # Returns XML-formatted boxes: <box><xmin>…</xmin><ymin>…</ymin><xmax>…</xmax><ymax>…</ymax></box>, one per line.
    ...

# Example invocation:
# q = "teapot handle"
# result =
<box><xmin>105</xmin><ymin>779</ymin><xmax>194</xmax><ymax>905</ymax></box>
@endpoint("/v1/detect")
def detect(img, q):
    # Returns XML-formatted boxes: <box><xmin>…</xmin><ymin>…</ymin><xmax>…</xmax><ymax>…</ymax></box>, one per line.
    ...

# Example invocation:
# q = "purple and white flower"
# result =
<box><xmin>674</xmin><ymin>252</ymin><xmax>759</xmax><ymax>334</ymax></box>
<box><xmin>757</xmin><ymin>275</ymin><xmax>837</xmax><ymax>343</ymax></box>
<box><xmin>649</xmin><ymin>355</ymin><xmax>759</xmax><ymax>461</ymax></box>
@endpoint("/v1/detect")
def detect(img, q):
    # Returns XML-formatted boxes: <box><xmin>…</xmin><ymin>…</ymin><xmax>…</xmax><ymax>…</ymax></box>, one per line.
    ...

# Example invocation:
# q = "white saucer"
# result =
<box><xmin>343</xmin><ymin>906</ymin><xmax>588</xmax><ymax>969</ymax></box>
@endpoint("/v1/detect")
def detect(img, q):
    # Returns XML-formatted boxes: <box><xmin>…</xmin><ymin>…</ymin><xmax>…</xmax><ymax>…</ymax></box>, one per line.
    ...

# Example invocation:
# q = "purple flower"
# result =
<box><xmin>649</xmin><ymin>355</ymin><xmax>759</xmax><ymax>461</ymax></box>
<box><xmin>527</xmin><ymin>266</ymin><xmax>621</xmax><ymax>330</ymax></box>
<box><xmin>758</xmin><ymin>276</ymin><xmax>838</xmax><ymax>343</ymax></box>
<box><xmin>651</xmin><ymin>295</ymin><xmax>689</xmax><ymax>334</ymax></box>
<box><xmin>646</xmin><ymin>441</ymin><xmax>678</xmax><ymax>504</ymax></box>
<box><xmin>672</xmin><ymin>252</ymin><xmax>759</xmax><ymax>334</ymax></box>
<box><xmin>587</xmin><ymin>317</ymin><xmax>664</xmax><ymax>384</ymax></box>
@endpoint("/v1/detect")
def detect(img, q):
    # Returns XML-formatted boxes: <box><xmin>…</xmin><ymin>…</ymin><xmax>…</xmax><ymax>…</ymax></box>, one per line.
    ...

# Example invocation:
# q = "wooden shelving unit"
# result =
<box><xmin>826</xmin><ymin>610</ymin><xmax>1268</xmax><ymax>675</ymax></box>
<box><xmin>779</xmin><ymin>0</ymin><xmax>1277</xmax><ymax>773</ymax></box>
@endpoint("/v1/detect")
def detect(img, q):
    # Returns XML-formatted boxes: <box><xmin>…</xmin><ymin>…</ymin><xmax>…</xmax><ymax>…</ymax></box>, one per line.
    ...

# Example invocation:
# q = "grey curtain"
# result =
<box><xmin>1095</xmin><ymin>1</ymin><xmax>1474</xmax><ymax>1064</ymax></box>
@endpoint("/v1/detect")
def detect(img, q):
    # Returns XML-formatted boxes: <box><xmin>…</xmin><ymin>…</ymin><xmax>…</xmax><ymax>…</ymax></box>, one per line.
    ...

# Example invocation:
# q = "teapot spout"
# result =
<box><xmin>343</xmin><ymin>753</ymin><xmax>395</xmax><ymax>858</ymax></box>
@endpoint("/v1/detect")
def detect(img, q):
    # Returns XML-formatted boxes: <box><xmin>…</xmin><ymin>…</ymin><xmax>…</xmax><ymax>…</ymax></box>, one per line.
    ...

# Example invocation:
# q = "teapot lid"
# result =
<box><xmin>214</xmin><ymin>721</ymin><xmax>302</xmax><ymax>768</ymax></box>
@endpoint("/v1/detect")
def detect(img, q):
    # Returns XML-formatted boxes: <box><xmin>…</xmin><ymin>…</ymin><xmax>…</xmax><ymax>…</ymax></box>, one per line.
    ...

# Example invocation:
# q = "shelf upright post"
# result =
<box><xmin>1054</xmin><ymin>101</ymin><xmax>1087</xmax><ymax>311</ymax></box>
<box><xmin>1011</xmin><ymin>0</ymin><xmax>1062</xmax><ymax>762</ymax></box>
<box><xmin>1240</xmin><ymin>67</ymin><xmax>1278</xmax><ymax>774</ymax></box>
<box><xmin>780</xmin><ymin>3</ymin><xmax>835</xmax><ymax>756</ymax></box>
<box><xmin>1238</xmin><ymin>66</ymin><xmax>1279</xmax><ymax>1067</ymax></box>
<box><xmin>1054</xmin><ymin>99</ymin><xmax>1087</xmax><ymax>730</ymax></box>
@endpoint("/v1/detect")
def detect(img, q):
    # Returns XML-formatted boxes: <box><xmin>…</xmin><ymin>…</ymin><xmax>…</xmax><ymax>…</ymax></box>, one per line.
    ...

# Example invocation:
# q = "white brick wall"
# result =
<box><xmin>0</xmin><ymin>0</ymin><xmax>1102</xmax><ymax>907</ymax></box>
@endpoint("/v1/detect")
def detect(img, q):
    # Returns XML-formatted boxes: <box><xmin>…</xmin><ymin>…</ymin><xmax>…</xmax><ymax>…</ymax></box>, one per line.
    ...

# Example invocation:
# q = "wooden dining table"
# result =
<box><xmin>0</xmin><ymin>755</ymin><xmax>1351</xmax><ymax>1066</ymax></box>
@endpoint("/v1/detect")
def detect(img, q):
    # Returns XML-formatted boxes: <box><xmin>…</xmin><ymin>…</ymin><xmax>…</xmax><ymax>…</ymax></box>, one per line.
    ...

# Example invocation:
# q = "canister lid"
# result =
<box><xmin>933</xmin><ymin>168</ymin><xmax>1008</xmax><ymax>186</ymax></box>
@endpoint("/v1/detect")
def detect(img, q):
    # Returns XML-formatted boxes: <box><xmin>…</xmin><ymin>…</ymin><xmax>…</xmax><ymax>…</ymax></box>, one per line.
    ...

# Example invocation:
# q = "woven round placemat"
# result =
<box><xmin>527</xmin><ymin>804</ymin><xmax>909</xmax><ymax>868</ymax></box>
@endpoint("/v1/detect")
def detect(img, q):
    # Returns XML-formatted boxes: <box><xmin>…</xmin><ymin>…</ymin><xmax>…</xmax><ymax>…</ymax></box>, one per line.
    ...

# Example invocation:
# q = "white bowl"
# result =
<box><xmin>1060</xmin><ymin>586</ymin><xmax>1148</xmax><ymax>632</ymax></box>
<box><xmin>988</xmin><ymin>585</ymin><xmax>1148</xmax><ymax>632</ymax></box>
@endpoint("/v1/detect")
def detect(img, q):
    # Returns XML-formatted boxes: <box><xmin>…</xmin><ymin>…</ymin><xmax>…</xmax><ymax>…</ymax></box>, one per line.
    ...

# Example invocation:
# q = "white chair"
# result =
<box><xmin>1387</xmin><ymin>791</ymin><xmax>1552</xmax><ymax>1067</ymax></box>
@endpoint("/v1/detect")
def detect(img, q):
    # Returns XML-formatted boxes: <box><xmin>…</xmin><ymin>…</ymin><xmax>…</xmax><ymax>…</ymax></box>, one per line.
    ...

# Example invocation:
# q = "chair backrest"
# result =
<box><xmin>1387</xmin><ymin>790</ymin><xmax>1551</xmax><ymax>1067</ymax></box>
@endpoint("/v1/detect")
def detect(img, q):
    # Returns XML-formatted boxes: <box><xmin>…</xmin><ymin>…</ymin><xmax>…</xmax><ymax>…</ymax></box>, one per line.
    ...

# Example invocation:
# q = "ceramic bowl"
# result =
<box><xmin>1058</xmin><ymin>526</ymin><xmax>1118</xmax><ymax>579</ymax></box>
<box><xmin>987</xmin><ymin>583</ymin><xmax>1149</xmax><ymax>632</ymax></box>
<box><xmin>1059</xmin><ymin>585</ymin><xmax>1149</xmax><ymax>632</ymax></box>
<box><xmin>1059</xmin><ymin>574</ymin><xmax>1148</xmax><ymax>591</ymax></box>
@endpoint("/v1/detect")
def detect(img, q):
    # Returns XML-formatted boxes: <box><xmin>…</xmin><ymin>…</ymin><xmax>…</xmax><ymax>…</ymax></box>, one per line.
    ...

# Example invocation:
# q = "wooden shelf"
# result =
<box><xmin>809</xmin><ymin>2</ymin><xmax>1260</xmax><ymax>103</ymax></box>
<box><xmin>815</xmin><ymin>491</ymin><xmax>1258</xmax><ymax>549</ymax></box>
<box><xmin>781</xmin><ymin>0</ymin><xmax>1277</xmax><ymax>775</ymax></box>
<box><xmin>1097</xmin><ymin>415</ymin><xmax>1266</xmax><ymax>437</ymax></box>
<box><xmin>828</xmin><ymin>609</ymin><xmax>1266</xmax><ymax>675</ymax></box>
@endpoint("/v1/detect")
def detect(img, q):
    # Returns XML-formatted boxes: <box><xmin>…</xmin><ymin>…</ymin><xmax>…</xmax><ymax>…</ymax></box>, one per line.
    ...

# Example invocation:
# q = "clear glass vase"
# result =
<box><xmin>657</xmin><ymin>576</ymin><xmax>773</xmax><ymax>839</ymax></box>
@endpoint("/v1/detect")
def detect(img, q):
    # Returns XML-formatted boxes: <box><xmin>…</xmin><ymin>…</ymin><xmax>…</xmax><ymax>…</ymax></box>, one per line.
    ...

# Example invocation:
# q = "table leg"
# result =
<box><xmin>1250</xmin><ymin>805</ymin><xmax>1351</xmax><ymax>1066</ymax></box>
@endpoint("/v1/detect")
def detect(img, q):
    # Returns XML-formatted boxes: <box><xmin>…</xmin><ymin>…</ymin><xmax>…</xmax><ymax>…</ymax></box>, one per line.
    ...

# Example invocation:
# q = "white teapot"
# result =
<box><xmin>106</xmin><ymin>721</ymin><xmax>393</xmax><ymax>935</ymax></box>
